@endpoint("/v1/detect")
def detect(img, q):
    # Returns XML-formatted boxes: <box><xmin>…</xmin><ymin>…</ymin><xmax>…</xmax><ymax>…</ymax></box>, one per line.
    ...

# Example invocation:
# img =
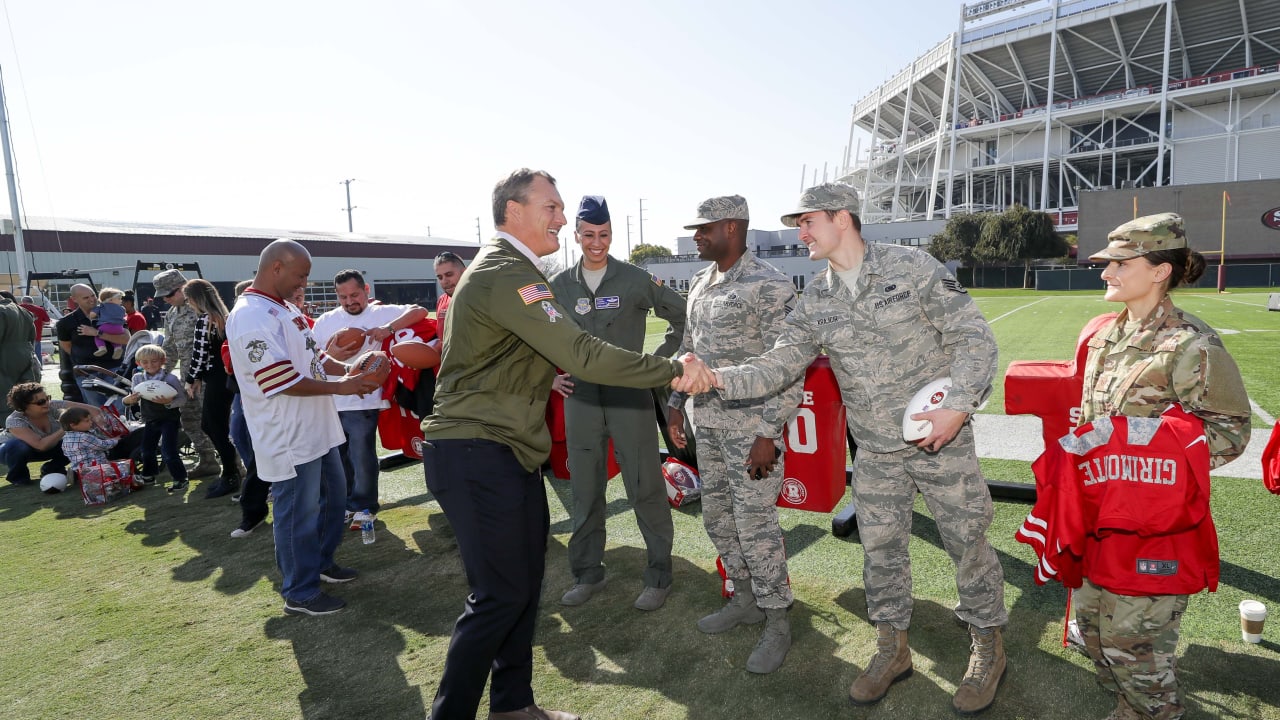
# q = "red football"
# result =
<box><xmin>350</xmin><ymin>350</ymin><xmax>391</xmax><ymax>385</ymax></box>
<box><xmin>330</xmin><ymin>326</ymin><xmax>367</xmax><ymax>351</ymax></box>
<box><xmin>390</xmin><ymin>339</ymin><xmax>441</xmax><ymax>370</ymax></box>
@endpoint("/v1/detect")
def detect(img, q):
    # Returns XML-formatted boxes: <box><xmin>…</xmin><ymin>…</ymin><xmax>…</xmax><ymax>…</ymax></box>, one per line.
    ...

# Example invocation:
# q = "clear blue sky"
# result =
<box><xmin>1</xmin><ymin>0</ymin><xmax>965</xmax><ymax>261</ymax></box>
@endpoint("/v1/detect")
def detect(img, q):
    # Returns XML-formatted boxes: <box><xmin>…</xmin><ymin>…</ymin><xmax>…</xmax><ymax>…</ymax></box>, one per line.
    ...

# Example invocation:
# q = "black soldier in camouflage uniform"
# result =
<box><xmin>668</xmin><ymin>194</ymin><xmax>802</xmax><ymax>675</ymax></box>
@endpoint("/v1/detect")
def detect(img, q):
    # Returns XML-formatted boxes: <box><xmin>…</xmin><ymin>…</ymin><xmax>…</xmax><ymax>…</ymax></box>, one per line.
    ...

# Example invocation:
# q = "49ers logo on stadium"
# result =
<box><xmin>1262</xmin><ymin>208</ymin><xmax>1280</xmax><ymax>230</ymax></box>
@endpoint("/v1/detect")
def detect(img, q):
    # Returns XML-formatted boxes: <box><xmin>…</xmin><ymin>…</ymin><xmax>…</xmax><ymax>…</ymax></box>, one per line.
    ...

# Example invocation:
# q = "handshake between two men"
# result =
<box><xmin>671</xmin><ymin>353</ymin><xmax>720</xmax><ymax>395</ymax></box>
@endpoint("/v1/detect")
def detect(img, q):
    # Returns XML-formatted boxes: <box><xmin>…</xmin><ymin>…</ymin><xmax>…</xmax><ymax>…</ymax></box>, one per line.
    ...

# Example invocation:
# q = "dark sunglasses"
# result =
<box><xmin>31</xmin><ymin>397</ymin><xmax>51</xmax><ymax>406</ymax></box>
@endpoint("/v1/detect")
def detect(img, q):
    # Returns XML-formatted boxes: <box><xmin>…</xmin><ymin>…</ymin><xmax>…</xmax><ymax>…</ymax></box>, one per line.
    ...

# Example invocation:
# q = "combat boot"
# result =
<box><xmin>696</xmin><ymin>582</ymin><xmax>765</xmax><ymax>634</ymax></box>
<box><xmin>849</xmin><ymin>623</ymin><xmax>913</xmax><ymax>705</ymax></box>
<box><xmin>745</xmin><ymin>607</ymin><xmax>791</xmax><ymax>674</ymax></box>
<box><xmin>952</xmin><ymin>624</ymin><xmax>1006</xmax><ymax>715</ymax></box>
<box><xmin>188</xmin><ymin>452</ymin><xmax>222</xmax><ymax>478</ymax></box>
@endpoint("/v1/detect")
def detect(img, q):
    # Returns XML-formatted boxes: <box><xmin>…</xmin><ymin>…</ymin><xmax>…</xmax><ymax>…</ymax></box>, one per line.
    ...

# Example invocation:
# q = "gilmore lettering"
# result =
<box><xmin>1078</xmin><ymin>454</ymin><xmax>1178</xmax><ymax>486</ymax></box>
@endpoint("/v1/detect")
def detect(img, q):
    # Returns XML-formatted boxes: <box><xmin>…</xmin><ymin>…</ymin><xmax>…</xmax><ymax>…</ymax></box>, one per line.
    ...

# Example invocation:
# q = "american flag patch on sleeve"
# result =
<box><xmin>517</xmin><ymin>283</ymin><xmax>554</xmax><ymax>305</ymax></box>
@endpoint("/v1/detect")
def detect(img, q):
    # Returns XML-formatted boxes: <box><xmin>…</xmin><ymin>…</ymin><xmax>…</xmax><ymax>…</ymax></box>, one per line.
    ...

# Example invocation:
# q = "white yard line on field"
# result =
<box><xmin>985</xmin><ymin>296</ymin><xmax>1051</xmax><ymax>324</ymax></box>
<box><xmin>1196</xmin><ymin>295</ymin><xmax>1269</xmax><ymax>308</ymax></box>
<box><xmin>1252</xmin><ymin>400</ymin><xmax>1276</xmax><ymax>427</ymax></box>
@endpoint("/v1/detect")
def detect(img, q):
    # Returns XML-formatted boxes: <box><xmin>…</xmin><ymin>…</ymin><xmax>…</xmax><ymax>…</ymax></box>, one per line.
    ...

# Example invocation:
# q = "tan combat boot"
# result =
<box><xmin>696</xmin><ymin>582</ymin><xmax>765</xmax><ymax>634</ymax></box>
<box><xmin>849</xmin><ymin>623</ymin><xmax>913</xmax><ymax>705</ymax></box>
<box><xmin>745</xmin><ymin>607</ymin><xmax>791</xmax><ymax>674</ymax></box>
<box><xmin>952</xmin><ymin>624</ymin><xmax>1006</xmax><ymax>715</ymax></box>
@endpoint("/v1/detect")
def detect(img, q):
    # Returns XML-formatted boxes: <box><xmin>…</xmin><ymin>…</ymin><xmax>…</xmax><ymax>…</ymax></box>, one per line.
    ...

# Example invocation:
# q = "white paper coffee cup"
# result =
<box><xmin>1240</xmin><ymin>599</ymin><xmax>1267</xmax><ymax>643</ymax></box>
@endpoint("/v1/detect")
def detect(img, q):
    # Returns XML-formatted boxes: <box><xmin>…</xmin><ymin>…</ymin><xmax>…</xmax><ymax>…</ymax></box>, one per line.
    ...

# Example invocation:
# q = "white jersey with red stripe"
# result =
<box><xmin>227</xmin><ymin>288</ymin><xmax>344</xmax><ymax>482</ymax></box>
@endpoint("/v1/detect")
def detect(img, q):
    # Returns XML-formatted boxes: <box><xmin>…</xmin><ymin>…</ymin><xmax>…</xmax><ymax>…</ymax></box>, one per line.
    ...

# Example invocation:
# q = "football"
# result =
<box><xmin>390</xmin><ymin>339</ymin><xmax>441</xmax><ymax>370</ymax></box>
<box><xmin>135</xmin><ymin>379</ymin><xmax>180</xmax><ymax>403</ymax></box>
<box><xmin>902</xmin><ymin>376</ymin><xmax>953</xmax><ymax>442</ymax></box>
<box><xmin>40</xmin><ymin>472</ymin><xmax>69</xmax><ymax>494</ymax></box>
<box><xmin>662</xmin><ymin>459</ymin><xmax>702</xmax><ymax>507</ymax></box>
<box><xmin>350</xmin><ymin>349</ymin><xmax>392</xmax><ymax>385</ymax></box>
<box><xmin>330</xmin><ymin>326</ymin><xmax>367</xmax><ymax>352</ymax></box>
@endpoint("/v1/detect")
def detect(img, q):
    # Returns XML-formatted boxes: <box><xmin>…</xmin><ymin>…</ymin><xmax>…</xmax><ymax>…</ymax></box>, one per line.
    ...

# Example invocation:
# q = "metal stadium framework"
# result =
<box><xmin>839</xmin><ymin>0</ymin><xmax>1280</xmax><ymax>230</ymax></box>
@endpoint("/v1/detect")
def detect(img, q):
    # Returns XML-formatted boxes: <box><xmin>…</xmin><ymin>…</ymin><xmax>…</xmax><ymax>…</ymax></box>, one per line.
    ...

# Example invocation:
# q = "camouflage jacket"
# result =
<box><xmin>162</xmin><ymin>303</ymin><xmax>198</xmax><ymax>375</ymax></box>
<box><xmin>675</xmin><ymin>251</ymin><xmax>801</xmax><ymax>437</ymax></box>
<box><xmin>1080</xmin><ymin>295</ymin><xmax>1251</xmax><ymax>468</ymax></box>
<box><xmin>718</xmin><ymin>243</ymin><xmax>996</xmax><ymax>453</ymax></box>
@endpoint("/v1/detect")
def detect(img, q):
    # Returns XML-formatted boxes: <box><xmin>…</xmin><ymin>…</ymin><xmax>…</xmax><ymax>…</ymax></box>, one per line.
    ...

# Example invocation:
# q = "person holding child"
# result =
<box><xmin>59</xmin><ymin>407</ymin><xmax>120</xmax><ymax>467</ymax></box>
<box><xmin>123</xmin><ymin>344</ymin><xmax>189</xmax><ymax>493</ymax></box>
<box><xmin>89</xmin><ymin>287</ymin><xmax>129</xmax><ymax>360</ymax></box>
<box><xmin>2</xmin><ymin>382</ymin><xmax>105</xmax><ymax>485</ymax></box>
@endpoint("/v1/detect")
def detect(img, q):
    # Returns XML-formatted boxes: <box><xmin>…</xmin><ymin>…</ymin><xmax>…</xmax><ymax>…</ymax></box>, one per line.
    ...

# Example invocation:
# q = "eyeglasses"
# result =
<box><xmin>31</xmin><ymin>397</ymin><xmax>50</xmax><ymax>406</ymax></box>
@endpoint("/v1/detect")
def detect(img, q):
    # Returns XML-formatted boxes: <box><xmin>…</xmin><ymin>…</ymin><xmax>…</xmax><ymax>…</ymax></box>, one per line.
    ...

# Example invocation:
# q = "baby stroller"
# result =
<box><xmin>74</xmin><ymin>330</ymin><xmax>195</xmax><ymax>469</ymax></box>
<box><xmin>74</xmin><ymin>329</ymin><xmax>163</xmax><ymax>422</ymax></box>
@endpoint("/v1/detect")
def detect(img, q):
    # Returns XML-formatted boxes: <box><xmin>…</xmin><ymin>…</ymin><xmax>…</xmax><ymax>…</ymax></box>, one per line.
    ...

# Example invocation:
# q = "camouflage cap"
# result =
<box><xmin>780</xmin><ymin>183</ymin><xmax>861</xmax><ymax>227</ymax></box>
<box><xmin>152</xmin><ymin>269</ymin><xmax>189</xmax><ymax>297</ymax></box>
<box><xmin>1089</xmin><ymin>212</ymin><xmax>1188</xmax><ymax>262</ymax></box>
<box><xmin>682</xmin><ymin>195</ymin><xmax>749</xmax><ymax>230</ymax></box>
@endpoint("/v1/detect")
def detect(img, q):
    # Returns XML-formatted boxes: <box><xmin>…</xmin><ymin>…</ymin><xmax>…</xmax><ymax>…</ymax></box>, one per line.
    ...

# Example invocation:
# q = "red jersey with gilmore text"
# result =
<box><xmin>1018</xmin><ymin>404</ymin><xmax>1217</xmax><ymax>596</ymax></box>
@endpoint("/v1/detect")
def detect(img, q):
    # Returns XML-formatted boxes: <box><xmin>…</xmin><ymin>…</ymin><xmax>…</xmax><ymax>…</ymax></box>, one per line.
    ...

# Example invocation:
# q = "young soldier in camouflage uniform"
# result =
<box><xmin>699</xmin><ymin>183</ymin><xmax>1009</xmax><ymax>713</ymax></box>
<box><xmin>667</xmin><ymin>194</ymin><xmax>802</xmax><ymax>675</ymax></box>
<box><xmin>550</xmin><ymin>195</ymin><xmax>687</xmax><ymax>611</ymax></box>
<box><xmin>1077</xmin><ymin>213</ymin><xmax>1250</xmax><ymax>720</ymax></box>
<box><xmin>154</xmin><ymin>269</ymin><xmax>220</xmax><ymax>478</ymax></box>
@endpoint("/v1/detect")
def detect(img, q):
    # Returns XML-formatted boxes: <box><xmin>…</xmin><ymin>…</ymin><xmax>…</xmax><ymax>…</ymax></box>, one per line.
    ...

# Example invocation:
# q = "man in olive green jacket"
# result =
<box><xmin>549</xmin><ymin>195</ymin><xmax>687</xmax><ymax>612</ymax></box>
<box><xmin>421</xmin><ymin>169</ymin><xmax>710</xmax><ymax>720</ymax></box>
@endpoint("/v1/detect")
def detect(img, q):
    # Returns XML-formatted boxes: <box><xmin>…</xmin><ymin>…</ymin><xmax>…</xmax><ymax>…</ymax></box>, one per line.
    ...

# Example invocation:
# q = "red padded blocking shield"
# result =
<box><xmin>1004</xmin><ymin>313</ymin><xmax>1117</xmax><ymax>469</ymax></box>
<box><xmin>777</xmin><ymin>356</ymin><xmax>848</xmax><ymax>513</ymax></box>
<box><xmin>545</xmin><ymin>389</ymin><xmax>621</xmax><ymax>481</ymax></box>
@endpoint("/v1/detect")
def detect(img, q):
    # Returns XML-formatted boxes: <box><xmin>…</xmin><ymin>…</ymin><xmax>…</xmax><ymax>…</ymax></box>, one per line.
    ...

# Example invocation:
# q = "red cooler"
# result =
<box><xmin>777</xmin><ymin>356</ymin><xmax>848</xmax><ymax>512</ymax></box>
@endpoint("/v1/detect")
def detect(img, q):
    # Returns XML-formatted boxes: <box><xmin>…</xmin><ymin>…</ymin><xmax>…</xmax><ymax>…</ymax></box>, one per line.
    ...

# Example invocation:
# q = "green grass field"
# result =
<box><xmin>3</xmin><ymin>289</ymin><xmax>1279</xmax><ymax>719</ymax></box>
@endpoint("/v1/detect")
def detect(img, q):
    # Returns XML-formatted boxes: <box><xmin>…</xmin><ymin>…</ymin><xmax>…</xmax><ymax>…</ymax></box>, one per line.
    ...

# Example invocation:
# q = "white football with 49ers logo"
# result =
<box><xmin>902</xmin><ymin>377</ymin><xmax>952</xmax><ymax>442</ymax></box>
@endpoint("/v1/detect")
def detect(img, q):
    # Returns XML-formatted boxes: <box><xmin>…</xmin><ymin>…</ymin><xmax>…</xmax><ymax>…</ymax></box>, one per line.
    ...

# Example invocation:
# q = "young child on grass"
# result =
<box><xmin>59</xmin><ymin>407</ymin><xmax>119</xmax><ymax>469</ymax></box>
<box><xmin>123</xmin><ymin>344</ymin><xmax>189</xmax><ymax>493</ymax></box>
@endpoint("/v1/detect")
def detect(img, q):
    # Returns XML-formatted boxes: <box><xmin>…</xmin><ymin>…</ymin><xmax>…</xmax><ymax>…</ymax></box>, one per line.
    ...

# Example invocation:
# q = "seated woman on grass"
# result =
<box><xmin>1</xmin><ymin>382</ymin><xmax>138</xmax><ymax>486</ymax></box>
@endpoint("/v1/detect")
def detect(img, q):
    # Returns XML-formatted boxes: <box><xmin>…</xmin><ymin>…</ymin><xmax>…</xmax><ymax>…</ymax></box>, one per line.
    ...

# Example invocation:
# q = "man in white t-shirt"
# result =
<box><xmin>227</xmin><ymin>241</ymin><xmax>381</xmax><ymax>617</ymax></box>
<box><xmin>313</xmin><ymin>270</ymin><xmax>428</xmax><ymax>528</ymax></box>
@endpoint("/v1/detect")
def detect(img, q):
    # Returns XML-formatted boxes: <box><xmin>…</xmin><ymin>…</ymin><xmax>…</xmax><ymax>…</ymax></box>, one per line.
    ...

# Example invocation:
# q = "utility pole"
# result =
<box><xmin>638</xmin><ymin>199</ymin><xmax>647</xmax><ymax>248</ymax></box>
<box><xmin>339</xmin><ymin>178</ymin><xmax>357</xmax><ymax>232</ymax></box>
<box><xmin>475</xmin><ymin>217</ymin><xmax>482</xmax><ymax>243</ymax></box>
<box><xmin>1</xmin><ymin>65</ymin><xmax>30</xmax><ymax>292</ymax></box>
<box><xmin>626</xmin><ymin>215</ymin><xmax>633</xmax><ymax>258</ymax></box>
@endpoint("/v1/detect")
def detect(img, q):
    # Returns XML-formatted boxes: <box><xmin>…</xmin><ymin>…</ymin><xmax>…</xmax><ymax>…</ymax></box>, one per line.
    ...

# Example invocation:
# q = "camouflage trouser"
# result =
<box><xmin>696</xmin><ymin>426</ymin><xmax>792</xmax><ymax>610</ymax></box>
<box><xmin>851</xmin><ymin>426</ymin><xmax>1007</xmax><ymax>630</ymax></box>
<box><xmin>1074</xmin><ymin>579</ymin><xmax>1187</xmax><ymax>720</ymax></box>
<box><xmin>179</xmin><ymin>381</ymin><xmax>215</xmax><ymax>461</ymax></box>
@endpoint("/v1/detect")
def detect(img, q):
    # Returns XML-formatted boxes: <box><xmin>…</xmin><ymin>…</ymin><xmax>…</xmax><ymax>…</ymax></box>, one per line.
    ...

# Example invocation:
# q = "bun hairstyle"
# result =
<box><xmin>1144</xmin><ymin>247</ymin><xmax>1206</xmax><ymax>289</ymax></box>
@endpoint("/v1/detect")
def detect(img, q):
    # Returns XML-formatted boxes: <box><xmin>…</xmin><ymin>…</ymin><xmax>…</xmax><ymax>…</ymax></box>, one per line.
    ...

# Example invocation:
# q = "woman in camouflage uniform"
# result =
<box><xmin>1077</xmin><ymin>212</ymin><xmax>1251</xmax><ymax>720</ymax></box>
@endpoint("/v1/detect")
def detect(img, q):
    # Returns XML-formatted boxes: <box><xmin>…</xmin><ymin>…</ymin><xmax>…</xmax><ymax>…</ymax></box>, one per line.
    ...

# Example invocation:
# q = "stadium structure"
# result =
<box><xmin>645</xmin><ymin>0</ymin><xmax>1280</xmax><ymax>290</ymax></box>
<box><xmin>839</xmin><ymin>0</ymin><xmax>1280</xmax><ymax>255</ymax></box>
